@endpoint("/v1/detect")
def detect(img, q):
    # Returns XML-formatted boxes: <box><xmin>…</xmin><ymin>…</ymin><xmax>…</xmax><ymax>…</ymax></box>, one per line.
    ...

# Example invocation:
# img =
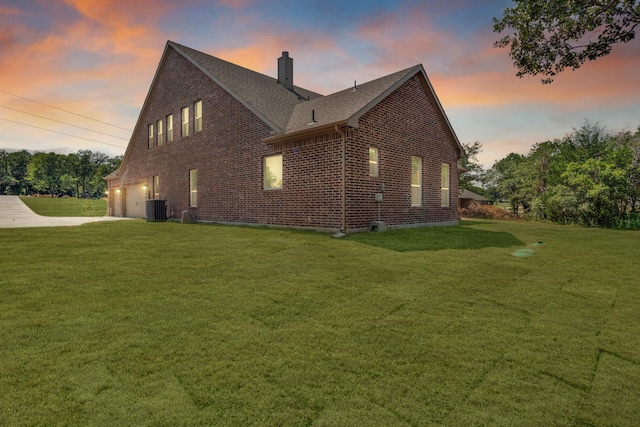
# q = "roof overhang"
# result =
<box><xmin>262</xmin><ymin>121</ymin><xmax>347</xmax><ymax>145</ymax></box>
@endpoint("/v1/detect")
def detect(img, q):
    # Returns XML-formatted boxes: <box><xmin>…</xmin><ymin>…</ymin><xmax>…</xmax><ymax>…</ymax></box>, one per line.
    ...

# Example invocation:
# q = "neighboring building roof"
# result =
<box><xmin>459</xmin><ymin>189</ymin><xmax>489</xmax><ymax>201</ymax></box>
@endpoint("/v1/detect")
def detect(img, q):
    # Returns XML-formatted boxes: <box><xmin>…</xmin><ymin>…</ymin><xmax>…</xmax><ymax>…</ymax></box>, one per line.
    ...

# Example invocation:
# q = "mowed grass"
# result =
<box><xmin>19</xmin><ymin>196</ymin><xmax>107</xmax><ymax>216</ymax></box>
<box><xmin>1</xmin><ymin>220</ymin><xmax>639</xmax><ymax>425</ymax></box>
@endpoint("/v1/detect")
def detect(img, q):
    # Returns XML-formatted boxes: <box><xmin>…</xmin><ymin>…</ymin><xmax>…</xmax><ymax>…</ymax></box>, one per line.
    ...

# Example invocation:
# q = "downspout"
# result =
<box><xmin>335</xmin><ymin>125</ymin><xmax>347</xmax><ymax>232</ymax></box>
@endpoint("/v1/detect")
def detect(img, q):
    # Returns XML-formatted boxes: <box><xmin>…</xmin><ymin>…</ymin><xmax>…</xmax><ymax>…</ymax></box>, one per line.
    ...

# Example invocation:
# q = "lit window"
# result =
<box><xmin>411</xmin><ymin>156</ymin><xmax>422</xmax><ymax>206</ymax></box>
<box><xmin>441</xmin><ymin>163</ymin><xmax>450</xmax><ymax>207</ymax></box>
<box><xmin>157</xmin><ymin>119</ymin><xmax>163</xmax><ymax>146</ymax></box>
<box><xmin>264</xmin><ymin>155</ymin><xmax>283</xmax><ymax>189</ymax></box>
<box><xmin>153</xmin><ymin>175</ymin><xmax>159</xmax><ymax>199</ymax></box>
<box><xmin>148</xmin><ymin>123</ymin><xmax>154</xmax><ymax>149</ymax></box>
<box><xmin>167</xmin><ymin>114</ymin><xmax>173</xmax><ymax>142</ymax></box>
<box><xmin>194</xmin><ymin>100</ymin><xmax>202</xmax><ymax>132</ymax></box>
<box><xmin>369</xmin><ymin>147</ymin><xmax>379</xmax><ymax>177</ymax></box>
<box><xmin>182</xmin><ymin>107</ymin><xmax>189</xmax><ymax>138</ymax></box>
<box><xmin>189</xmin><ymin>169</ymin><xmax>197</xmax><ymax>207</ymax></box>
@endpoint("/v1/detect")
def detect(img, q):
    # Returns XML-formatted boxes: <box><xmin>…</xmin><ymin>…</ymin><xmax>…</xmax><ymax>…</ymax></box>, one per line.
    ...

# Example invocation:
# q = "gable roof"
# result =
<box><xmin>170</xmin><ymin>41</ymin><xmax>322</xmax><ymax>134</ymax></box>
<box><xmin>459</xmin><ymin>189</ymin><xmax>489</xmax><ymax>201</ymax></box>
<box><xmin>173</xmin><ymin>41</ymin><xmax>462</xmax><ymax>155</ymax></box>
<box><xmin>110</xmin><ymin>40</ymin><xmax>464</xmax><ymax>181</ymax></box>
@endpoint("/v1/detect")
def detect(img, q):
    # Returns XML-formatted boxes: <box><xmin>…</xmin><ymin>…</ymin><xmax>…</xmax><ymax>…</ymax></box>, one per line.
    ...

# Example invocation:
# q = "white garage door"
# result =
<box><xmin>124</xmin><ymin>186</ymin><xmax>146</xmax><ymax>218</ymax></box>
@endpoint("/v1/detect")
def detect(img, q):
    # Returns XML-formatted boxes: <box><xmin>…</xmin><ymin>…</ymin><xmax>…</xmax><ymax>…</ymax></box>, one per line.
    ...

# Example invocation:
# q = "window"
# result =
<box><xmin>369</xmin><ymin>147</ymin><xmax>379</xmax><ymax>177</ymax></box>
<box><xmin>157</xmin><ymin>119</ymin><xmax>163</xmax><ymax>146</ymax></box>
<box><xmin>194</xmin><ymin>100</ymin><xmax>202</xmax><ymax>132</ymax></box>
<box><xmin>189</xmin><ymin>169</ymin><xmax>197</xmax><ymax>207</ymax></box>
<box><xmin>148</xmin><ymin>123</ymin><xmax>154</xmax><ymax>149</ymax></box>
<box><xmin>264</xmin><ymin>154</ymin><xmax>283</xmax><ymax>189</ymax></box>
<box><xmin>411</xmin><ymin>156</ymin><xmax>422</xmax><ymax>206</ymax></box>
<box><xmin>153</xmin><ymin>175</ymin><xmax>159</xmax><ymax>199</ymax></box>
<box><xmin>441</xmin><ymin>163</ymin><xmax>450</xmax><ymax>207</ymax></box>
<box><xmin>182</xmin><ymin>107</ymin><xmax>189</xmax><ymax>138</ymax></box>
<box><xmin>167</xmin><ymin>114</ymin><xmax>173</xmax><ymax>142</ymax></box>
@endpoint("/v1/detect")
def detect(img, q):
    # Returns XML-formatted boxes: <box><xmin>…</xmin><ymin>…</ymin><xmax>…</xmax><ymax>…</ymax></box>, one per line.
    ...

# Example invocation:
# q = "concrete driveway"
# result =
<box><xmin>0</xmin><ymin>195</ymin><xmax>135</xmax><ymax>228</ymax></box>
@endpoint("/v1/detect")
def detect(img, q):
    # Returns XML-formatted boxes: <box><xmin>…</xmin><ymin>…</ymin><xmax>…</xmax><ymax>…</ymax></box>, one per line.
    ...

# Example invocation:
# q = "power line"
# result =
<box><xmin>0</xmin><ymin>117</ymin><xmax>128</xmax><ymax>149</ymax></box>
<box><xmin>0</xmin><ymin>104</ymin><xmax>129</xmax><ymax>140</ymax></box>
<box><xmin>0</xmin><ymin>89</ymin><xmax>133</xmax><ymax>132</ymax></box>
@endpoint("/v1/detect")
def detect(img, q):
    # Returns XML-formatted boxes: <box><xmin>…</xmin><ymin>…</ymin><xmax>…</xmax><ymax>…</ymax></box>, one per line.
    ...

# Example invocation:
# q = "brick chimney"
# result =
<box><xmin>277</xmin><ymin>51</ymin><xmax>293</xmax><ymax>91</ymax></box>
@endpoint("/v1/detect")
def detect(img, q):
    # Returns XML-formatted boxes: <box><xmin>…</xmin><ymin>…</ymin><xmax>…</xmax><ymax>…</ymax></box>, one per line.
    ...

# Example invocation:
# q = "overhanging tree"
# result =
<box><xmin>494</xmin><ymin>0</ymin><xmax>640</xmax><ymax>83</ymax></box>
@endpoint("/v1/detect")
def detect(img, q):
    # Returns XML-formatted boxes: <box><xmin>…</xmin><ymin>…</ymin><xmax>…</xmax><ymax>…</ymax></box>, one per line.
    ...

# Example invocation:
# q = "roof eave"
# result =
<box><xmin>262</xmin><ymin>121</ymin><xmax>347</xmax><ymax>145</ymax></box>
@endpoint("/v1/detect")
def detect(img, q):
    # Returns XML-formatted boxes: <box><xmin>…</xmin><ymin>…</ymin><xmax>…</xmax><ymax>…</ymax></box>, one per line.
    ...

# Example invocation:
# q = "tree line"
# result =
<box><xmin>0</xmin><ymin>149</ymin><xmax>122</xmax><ymax>198</ymax></box>
<box><xmin>462</xmin><ymin>122</ymin><xmax>640</xmax><ymax>229</ymax></box>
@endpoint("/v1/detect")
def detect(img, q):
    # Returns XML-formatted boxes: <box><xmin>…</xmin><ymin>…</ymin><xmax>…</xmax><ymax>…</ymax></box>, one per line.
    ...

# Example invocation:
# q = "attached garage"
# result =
<box><xmin>124</xmin><ymin>185</ymin><xmax>146</xmax><ymax>218</ymax></box>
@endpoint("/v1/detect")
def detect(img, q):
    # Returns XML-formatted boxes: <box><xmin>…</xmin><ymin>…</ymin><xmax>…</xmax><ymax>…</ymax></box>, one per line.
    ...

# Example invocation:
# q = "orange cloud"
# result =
<box><xmin>0</xmin><ymin>0</ymin><xmax>177</xmax><ymax>154</ymax></box>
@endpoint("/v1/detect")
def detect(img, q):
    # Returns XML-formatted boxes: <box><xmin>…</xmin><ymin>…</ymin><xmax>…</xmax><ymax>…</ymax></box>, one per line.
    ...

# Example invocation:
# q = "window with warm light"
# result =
<box><xmin>411</xmin><ymin>156</ymin><xmax>422</xmax><ymax>206</ymax></box>
<box><xmin>153</xmin><ymin>175</ymin><xmax>159</xmax><ymax>199</ymax></box>
<box><xmin>194</xmin><ymin>100</ymin><xmax>202</xmax><ymax>132</ymax></box>
<box><xmin>167</xmin><ymin>114</ymin><xmax>173</xmax><ymax>142</ymax></box>
<box><xmin>189</xmin><ymin>169</ymin><xmax>197</xmax><ymax>207</ymax></box>
<box><xmin>441</xmin><ymin>163</ymin><xmax>450</xmax><ymax>207</ymax></box>
<box><xmin>182</xmin><ymin>107</ymin><xmax>189</xmax><ymax>138</ymax></box>
<box><xmin>369</xmin><ymin>147</ymin><xmax>379</xmax><ymax>177</ymax></box>
<box><xmin>148</xmin><ymin>123</ymin><xmax>154</xmax><ymax>149</ymax></box>
<box><xmin>157</xmin><ymin>119</ymin><xmax>163</xmax><ymax>146</ymax></box>
<box><xmin>263</xmin><ymin>155</ymin><xmax>283</xmax><ymax>189</ymax></box>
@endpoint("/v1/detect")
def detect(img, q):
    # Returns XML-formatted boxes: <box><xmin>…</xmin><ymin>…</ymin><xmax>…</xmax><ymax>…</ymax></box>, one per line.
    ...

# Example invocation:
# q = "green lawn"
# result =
<box><xmin>1</xmin><ymin>220</ymin><xmax>639</xmax><ymax>425</ymax></box>
<box><xmin>19</xmin><ymin>196</ymin><xmax>107</xmax><ymax>216</ymax></box>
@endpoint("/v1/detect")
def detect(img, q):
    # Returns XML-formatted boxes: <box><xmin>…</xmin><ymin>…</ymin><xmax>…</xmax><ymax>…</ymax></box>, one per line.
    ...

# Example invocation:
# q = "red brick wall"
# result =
<box><xmin>109</xmin><ymin>45</ymin><xmax>345</xmax><ymax>229</ymax></box>
<box><xmin>109</xmin><ymin>48</ymin><xmax>459</xmax><ymax>232</ymax></box>
<box><xmin>344</xmin><ymin>74</ymin><xmax>460</xmax><ymax>231</ymax></box>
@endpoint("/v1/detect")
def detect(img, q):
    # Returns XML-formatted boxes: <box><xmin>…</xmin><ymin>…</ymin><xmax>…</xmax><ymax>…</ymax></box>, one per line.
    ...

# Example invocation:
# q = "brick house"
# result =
<box><xmin>106</xmin><ymin>41</ymin><xmax>464</xmax><ymax>232</ymax></box>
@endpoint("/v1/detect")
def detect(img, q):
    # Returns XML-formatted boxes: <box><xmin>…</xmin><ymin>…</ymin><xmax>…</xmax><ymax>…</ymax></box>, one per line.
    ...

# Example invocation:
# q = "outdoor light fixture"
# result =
<box><xmin>116</xmin><ymin>188</ymin><xmax>121</xmax><ymax>193</ymax></box>
<box><xmin>105</xmin><ymin>190</ymin><xmax>109</xmax><ymax>195</ymax></box>
<box><xmin>143</xmin><ymin>184</ymin><xmax>148</xmax><ymax>191</ymax></box>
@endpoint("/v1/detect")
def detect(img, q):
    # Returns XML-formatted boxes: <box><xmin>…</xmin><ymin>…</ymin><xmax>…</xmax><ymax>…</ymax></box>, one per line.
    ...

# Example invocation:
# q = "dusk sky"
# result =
<box><xmin>1</xmin><ymin>0</ymin><xmax>639</xmax><ymax>167</ymax></box>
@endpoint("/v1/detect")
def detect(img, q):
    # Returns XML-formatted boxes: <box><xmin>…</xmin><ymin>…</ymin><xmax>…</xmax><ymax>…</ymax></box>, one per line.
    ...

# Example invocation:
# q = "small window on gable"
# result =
<box><xmin>189</xmin><ymin>169</ymin><xmax>197</xmax><ymax>207</ymax></box>
<box><xmin>182</xmin><ymin>107</ymin><xmax>189</xmax><ymax>138</ymax></box>
<box><xmin>369</xmin><ymin>147</ymin><xmax>379</xmax><ymax>177</ymax></box>
<box><xmin>264</xmin><ymin>154</ymin><xmax>283</xmax><ymax>190</ymax></box>
<box><xmin>167</xmin><ymin>114</ymin><xmax>174</xmax><ymax>142</ymax></box>
<box><xmin>148</xmin><ymin>123</ymin><xmax>154</xmax><ymax>149</ymax></box>
<box><xmin>441</xmin><ymin>163</ymin><xmax>450</xmax><ymax>207</ymax></box>
<box><xmin>411</xmin><ymin>156</ymin><xmax>422</xmax><ymax>207</ymax></box>
<box><xmin>157</xmin><ymin>119</ymin><xmax>163</xmax><ymax>146</ymax></box>
<box><xmin>194</xmin><ymin>100</ymin><xmax>202</xmax><ymax>133</ymax></box>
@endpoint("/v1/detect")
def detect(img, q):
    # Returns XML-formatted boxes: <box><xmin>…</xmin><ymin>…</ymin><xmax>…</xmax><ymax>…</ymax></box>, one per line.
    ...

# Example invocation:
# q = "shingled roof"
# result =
<box><xmin>170</xmin><ymin>41</ymin><xmax>462</xmax><ymax>155</ymax></box>
<box><xmin>170</xmin><ymin>41</ymin><xmax>321</xmax><ymax>134</ymax></box>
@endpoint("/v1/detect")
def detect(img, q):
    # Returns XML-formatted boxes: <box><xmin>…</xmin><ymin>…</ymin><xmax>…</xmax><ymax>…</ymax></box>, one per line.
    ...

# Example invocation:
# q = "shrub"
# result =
<box><xmin>459</xmin><ymin>202</ymin><xmax>521</xmax><ymax>220</ymax></box>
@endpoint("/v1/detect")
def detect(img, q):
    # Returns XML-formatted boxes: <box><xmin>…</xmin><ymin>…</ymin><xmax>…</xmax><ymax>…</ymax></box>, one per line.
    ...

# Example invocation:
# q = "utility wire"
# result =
<box><xmin>0</xmin><ymin>104</ymin><xmax>129</xmax><ymax>140</ymax></box>
<box><xmin>0</xmin><ymin>117</ymin><xmax>127</xmax><ymax>148</ymax></box>
<box><xmin>0</xmin><ymin>89</ymin><xmax>133</xmax><ymax>132</ymax></box>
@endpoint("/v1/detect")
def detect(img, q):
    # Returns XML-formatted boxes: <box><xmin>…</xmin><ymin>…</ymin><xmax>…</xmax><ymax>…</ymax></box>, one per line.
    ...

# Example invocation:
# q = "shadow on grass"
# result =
<box><xmin>345</xmin><ymin>225</ymin><xmax>524</xmax><ymax>252</ymax></box>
